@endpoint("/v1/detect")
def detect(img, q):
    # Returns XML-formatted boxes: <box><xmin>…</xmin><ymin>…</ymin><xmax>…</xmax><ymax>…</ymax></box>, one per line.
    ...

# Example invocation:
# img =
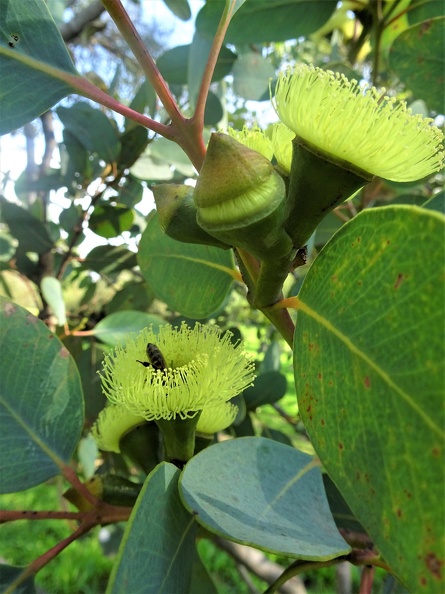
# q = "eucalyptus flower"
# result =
<box><xmin>270</xmin><ymin>122</ymin><xmax>294</xmax><ymax>174</ymax></box>
<box><xmin>274</xmin><ymin>63</ymin><xmax>444</xmax><ymax>182</ymax></box>
<box><xmin>92</xmin><ymin>404</ymin><xmax>145</xmax><ymax>453</ymax></box>
<box><xmin>97</xmin><ymin>323</ymin><xmax>255</xmax><ymax>464</ymax></box>
<box><xmin>227</xmin><ymin>125</ymin><xmax>274</xmax><ymax>161</ymax></box>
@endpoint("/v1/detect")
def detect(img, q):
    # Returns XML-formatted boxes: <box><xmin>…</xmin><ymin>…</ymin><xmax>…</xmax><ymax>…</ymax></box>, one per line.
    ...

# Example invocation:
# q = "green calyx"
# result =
<box><xmin>194</xmin><ymin>133</ymin><xmax>293</xmax><ymax>261</ymax></box>
<box><xmin>153</xmin><ymin>183</ymin><xmax>230</xmax><ymax>249</ymax></box>
<box><xmin>285</xmin><ymin>137</ymin><xmax>373</xmax><ymax>248</ymax></box>
<box><xmin>155</xmin><ymin>412</ymin><xmax>202</xmax><ymax>467</ymax></box>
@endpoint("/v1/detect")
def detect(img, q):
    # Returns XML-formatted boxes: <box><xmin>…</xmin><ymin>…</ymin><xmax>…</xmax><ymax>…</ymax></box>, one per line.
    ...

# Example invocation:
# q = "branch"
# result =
<box><xmin>100</xmin><ymin>0</ymin><xmax>182</xmax><ymax>125</ymax></box>
<box><xmin>60</xmin><ymin>0</ymin><xmax>106</xmax><ymax>42</ymax></box>
<box><xmin>215</xmin><ymin>538</ymin><xmax>307</xmax><ymax>594</ymax></box>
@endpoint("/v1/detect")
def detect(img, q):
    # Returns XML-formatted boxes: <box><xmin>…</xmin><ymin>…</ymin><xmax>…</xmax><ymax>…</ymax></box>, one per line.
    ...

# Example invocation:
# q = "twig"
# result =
<box><xmin>60</xmin><ymin>0</ymin><xmax>105</xmax><ymax>41</ymax></box>
<box><xmin>215</xmin><ymin>538</ymin><xmax>307</xmax><ymax>594</ymax></box>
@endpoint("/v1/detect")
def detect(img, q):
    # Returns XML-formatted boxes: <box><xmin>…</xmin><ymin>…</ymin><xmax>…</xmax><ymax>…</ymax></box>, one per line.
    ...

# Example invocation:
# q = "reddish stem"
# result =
<box><xmin>0</xmin><ymin>509</ymin><xmax>85</xmax><ymax>523</ymax></box>
<box><xmin>62</xmin><ymin>465</ymin><xmax>98</xmax><ymax>505</ymax></box>
<box><xmin>192</xmin><ymin>0</ymin><xmax>237</xmax><ymax>131</ymax></box>
<box><xmin>100</xmin><ymin>0</ymin><xmax>183</xmax><ymax>126</ymax></box>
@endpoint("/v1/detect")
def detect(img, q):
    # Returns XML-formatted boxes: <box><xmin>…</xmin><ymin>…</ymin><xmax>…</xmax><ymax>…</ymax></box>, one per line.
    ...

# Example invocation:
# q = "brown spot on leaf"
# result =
<box><xmin>59</xmin><ymin>347</ymin><xmax>70</xmax><ymax>359</ymax></box>
<box><xmin>419</xmin><ymin>20</ymin><xmax>432</xmax><ymax>36</ymax></box>
<box><xmin>396</xmin><ymin>509</ymin><xmax>403</xmax><ymax>518</ymax></box>
<box><xmin>320</xmin><ymin>418</ymin><xmax>325</xmax><ymax>426</ymax></box>
<box><xmin>394</xmin><ymin>273</ymin><xmax>405</xmax><ymax>289</ymax></box>
<box><xmin>306</xmin><ymin>405</ymin><xmax>312</xmax><ymax>413</ymax></box>
<box><xmin>3</xmin><ymin>302</ymin><xmax>16</xmax><ymax>316</ymax></box>
<box><xmin>26</xmin><ymin>314</ymin><xmax>38</xmax><ymax>324</ymax></box>
<box><xmin>424</xmin><ymin>552</ymin><xmax>443</xmax><ymax>580</ymax></box>
<box><xmin>364</xmin><ymin>376</ymin><xmax>371</xmax><ymax>389</ymax></box>
<box><xmin>339</xmin><ymin>442</ymin><xmax>344</xmax><ymax>450</ymax></box>
<box><xmin>432</xmin><ymin>447</ymin><xmax>440</xmax><ymax>457</ymax></box>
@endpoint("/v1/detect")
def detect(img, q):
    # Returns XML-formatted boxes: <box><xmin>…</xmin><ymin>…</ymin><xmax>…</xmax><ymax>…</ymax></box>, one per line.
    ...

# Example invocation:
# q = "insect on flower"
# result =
<box><xmin>137</xmin><ymin>343</ymin><xmax>167</xmax><ymax>371</ymax></box>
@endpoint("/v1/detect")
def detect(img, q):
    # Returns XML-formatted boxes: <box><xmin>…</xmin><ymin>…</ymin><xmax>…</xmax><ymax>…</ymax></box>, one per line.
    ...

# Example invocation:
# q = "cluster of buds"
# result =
<box><xmin>92</xmin><ymin>65</ymin><xmax>443</xmax><ymax>472</ymax></box>
<box><xmin>154</xmin><ymin>64</ymin><xmax>444</xmax><ymax>307</ymax></box>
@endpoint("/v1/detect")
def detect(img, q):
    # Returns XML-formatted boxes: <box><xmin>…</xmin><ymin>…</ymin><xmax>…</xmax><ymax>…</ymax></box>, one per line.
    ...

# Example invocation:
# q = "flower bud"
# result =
<box><xmin>153</xmin><ymin>183</ymin><xmax>230</xmax><ymax>249</ymax></box>
<box><xmin>194</xmin><ymin>133</ymin><xmax>293</xmax><ymax>260</ymax></box>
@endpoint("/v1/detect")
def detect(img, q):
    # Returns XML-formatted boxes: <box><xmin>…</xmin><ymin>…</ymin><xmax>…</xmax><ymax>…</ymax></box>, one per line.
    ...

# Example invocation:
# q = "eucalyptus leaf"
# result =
<box><xmin>0</xmin><ymin>0</ymin><xmax>78</xmax><ymax>135</ymax></box>
<box><xmin>243</xmin><ymin>371</ymin><xmax>287</xmax><ymax>410</ymax></box>
<box><xmin>107</xmin><ymin>463</ymin><xmax>196</xmax><ymax>594</ymax></box>
<box><xmin>196</xmin><ymin>0</ymin><xmax>337</xmax><ymax>43</ymax></box>
<box><xmin>163</xmin><ymin>0</ymin><xmax>192</xmax><ymax>21</ymax></box>
<box><xmin>89</xmin><ymin>204</ymin><xmax>134</xmax><ymax>239</ymax></box>
<box><xmin>0</xmin><ymin>297</ymin><xmax>84</xmax><ymax>493</ymax></box>
<box><xmin>180</xmin><ymin>437</ymin><xmax>349</xmax><ymax>559</ymax></box>
<box><xmin>232</xmin><ymin>52</ymin><xmax>275</xmax><ymax>101</ymax></box>
<box><xmin>41</xmin><ymin>276</ymin><xmax>67</xmax><ymax>325</ymax></box>
<box><xmin>138</xmin><ymin>212</ymin><xmax>235</xmax><ymax>319</ymax></box>
<box><xmin>90</xmin><ymin>311</ymin><xmax>165</xmax><ymax>347</ymax></box>
<box><xmin>0</xmin><ymin>565</ymin><xmax>35</xmax><ymax>594</ymax></box>
<box><xmin>80</xmin><ymin>245</ymin><xmax>137</xmax><ymax>275</ymax></box>
<box><xmin>389</xmin><ymin>16</ymin><xmax>445</xmax><ymax>113</ymax></box>
<box><xmin>57</xmin><ymin>103</ymin><xmax>121</xmax><ymax>163</ymax></box>
<box><xmin>294</xmin><ymin>206</ymin><xmax>445</xmax><ymax>591</ymax></box>
<box><xmin>0</xmin><ymin>197</ymin><xmax>53</xmax><ymax>254</ymax></box>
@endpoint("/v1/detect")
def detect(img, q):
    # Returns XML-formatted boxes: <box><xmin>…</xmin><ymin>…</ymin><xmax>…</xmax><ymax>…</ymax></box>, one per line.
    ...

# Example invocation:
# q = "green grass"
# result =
<box><xmin>0</xmin><ymin>482</ymin><xmax>113</xmax><ymax>593</ymax></box>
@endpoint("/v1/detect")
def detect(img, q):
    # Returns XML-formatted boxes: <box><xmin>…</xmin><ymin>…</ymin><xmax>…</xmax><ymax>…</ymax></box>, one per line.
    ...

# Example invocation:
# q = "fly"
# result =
<box><xmin>137</xmin><ymin>343</ymin><xmax>167</xmax><ymax>371</ymax></box>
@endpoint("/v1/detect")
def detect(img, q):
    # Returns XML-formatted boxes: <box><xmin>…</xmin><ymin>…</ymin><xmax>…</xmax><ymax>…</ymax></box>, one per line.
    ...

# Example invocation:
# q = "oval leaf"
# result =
<box><xmin>232</xmin><ymin>52</ymin><xmax>275</xmax><ymax>101</ymax></box>
<box><xmin>180</xmin><ymin>437</ymin><xmax>349</xmax><ymax>560</ymax></box>
<box><xmin>91</xmin><ymin>311</ymin><xmax>165</xmax><ymax>346</ymax></box>
<box><xmin>0</xmin><ymin>297</ymin><xmax>84</xmax><ymax>493</ymax></box>
<box><xmin>243</xmin><ymin>370</ymin><xmax>287</xmax><ymax>410</ymax></box>
<box><xmin>0</xmin><ymin>0</ymin><xmax>78</xmax><ymax>135</ymax></box>
<box><xmin>0</xmin><ymin>196</ymin><xmax>53</xmax><ymax>254</ymax></box>
<box><xmin>294</xmin><ymin>206</ymin><xmax>445</xmax><ymax>591</ymax></box>
<box><xmin>57</xmin><ymin>103</ymin><xmax>121</xmax><ymax>163</ymax></box>
<box><xmin>389</xmin><ymin>17</ymin><xmax>445</xmax><ymax>113</ymax></box>
<box><xmin>196</xmin><ymin>0</ymin><xmax>337</xmax><ymax>44</ymax></box>
<box><xmin>107</xmin><ymin>463</ymin><xmax>196</xmax><ymax>594</ymax></box>
<box><xmin>41</xmin><ymin>276</ymin><xmax>66</xmax><ymax>326</ymax></box>
<box><xmin>89</xmin><ymin>204</ymin><xmax>134</xmax><ymax>239</ymax></box>
<box><xmin>138</xmin><ymin>212</ymin><xmax>235</xmax><ymax>319</ymax></box>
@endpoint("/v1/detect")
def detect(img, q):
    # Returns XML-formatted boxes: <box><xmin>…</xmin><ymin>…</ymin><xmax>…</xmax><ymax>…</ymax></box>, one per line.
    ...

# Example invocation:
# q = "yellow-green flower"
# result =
<box><xmin>274</xmin><ymin>64</ymin><xmax>444</xmax><ymax>182</ymax></box>
<box><xmin>196</xmin><ymin>401</ymin><xmax>238</xmax><ymax>435</ymax></box>
<box><xmin>92</xmin><ymin>405</ymin><xmax>145</xmax><ymax>453</ymax></box>
<box><xmin>99</xmin><ymin>322</ymin><xmax>255</xmax><ymax>423</ymax></box>
<box><xmin>270</xmin><ymin>122</ymin><xmax>294</xmax><ymax>174</ymax></box>
<box><xmin>227</xmin><ymin>125</ymin><xmax>274</xmax><ymax>161</ymax></box>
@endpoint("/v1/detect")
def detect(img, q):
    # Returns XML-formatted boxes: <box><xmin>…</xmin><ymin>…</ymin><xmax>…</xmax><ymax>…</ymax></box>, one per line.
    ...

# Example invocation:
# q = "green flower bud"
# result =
<box><xmin>194</xmin><ymin>133</ymin><xmax>293</xmax><ymax>260</ymax></box>
<box><xmin>153</xmin><ymin>183</ymin><xmax>230</xmax><ymax>249</ymax></box>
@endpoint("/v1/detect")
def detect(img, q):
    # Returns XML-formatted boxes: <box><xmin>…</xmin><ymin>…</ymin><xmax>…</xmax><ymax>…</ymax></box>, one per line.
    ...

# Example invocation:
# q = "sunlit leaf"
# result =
<box><xmin>180</xmin><ymin>437</ymin><xmax>349</xmax><ymax>559</ymax></box>
<box><xmin>294</xmin><ymin>206</ymin><xmax>445</xmax><ymax>591</ymax></box>
<box><xmin>107</xmin><ymin>463</ymin><xmax>196</xmax><ymax>594</ymax></box>
<box><xmin>0</xmin><ymin>297</ymin><xmax>84</xmax><ymax>492</ymax></box>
